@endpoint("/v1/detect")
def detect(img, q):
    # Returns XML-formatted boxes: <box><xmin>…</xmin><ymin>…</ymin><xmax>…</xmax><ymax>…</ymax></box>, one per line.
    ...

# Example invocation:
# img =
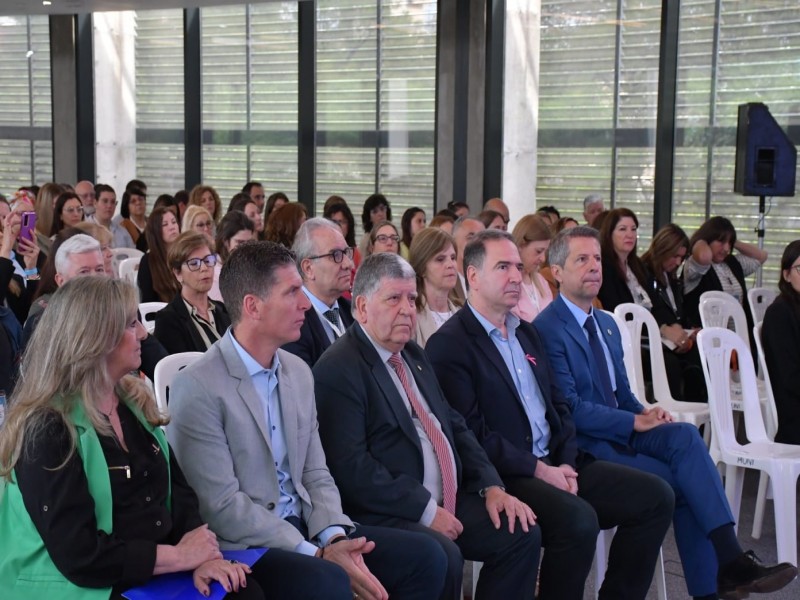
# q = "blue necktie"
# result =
<box><xmin>583</xmin><ymin>315</ymin><xmax>617</xmax><ymax>407</ymax></box>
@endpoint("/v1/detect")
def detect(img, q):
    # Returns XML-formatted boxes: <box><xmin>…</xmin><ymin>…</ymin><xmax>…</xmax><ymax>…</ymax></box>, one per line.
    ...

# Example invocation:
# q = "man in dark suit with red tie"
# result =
<box><xmin>313</xmin><ymin>252</ymin><xmax>541</xmax><ymax>600</ymax></box>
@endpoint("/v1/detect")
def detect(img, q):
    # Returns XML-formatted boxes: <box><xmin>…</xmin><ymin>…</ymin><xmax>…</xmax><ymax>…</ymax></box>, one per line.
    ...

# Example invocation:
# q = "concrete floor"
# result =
<box><xmin>585</xmin><ymin>469</ymin><xmax>800</xmax><ymax>599</ymax></box>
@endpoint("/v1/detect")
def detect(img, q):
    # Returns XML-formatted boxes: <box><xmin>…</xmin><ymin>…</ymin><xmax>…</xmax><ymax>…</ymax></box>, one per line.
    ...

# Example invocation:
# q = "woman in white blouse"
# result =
<box><xmin>408</xmin><ymin>227</ymin><xmax>461</xmax><ymax>347</ymax></box>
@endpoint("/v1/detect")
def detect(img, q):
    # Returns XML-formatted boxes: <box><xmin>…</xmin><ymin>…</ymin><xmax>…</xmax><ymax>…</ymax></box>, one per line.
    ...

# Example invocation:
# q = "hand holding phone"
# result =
<box><xmin>19</xmin><ymin>211</ymin><xmax>36</xmax><ymax>242</ymax></box>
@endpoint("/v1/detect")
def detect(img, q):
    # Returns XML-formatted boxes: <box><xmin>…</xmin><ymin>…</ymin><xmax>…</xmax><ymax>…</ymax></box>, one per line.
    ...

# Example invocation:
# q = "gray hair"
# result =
<box><xmin>462</xmin><ymin>229</ymin><xmax>514</xmax><ymax>290</ymax></box>
<box><xmin>547</xmin><ymin>226</ymin><xmax>599</xmax><ymax>268</ymax></box>
<box><xmin>352</xmin><ymin>252</ymin><xmax>415</xmax><ymax>304</ymax></box>
<box><xmin>583</xmin><ymin>193</ymin><xmax>603</xmax><ymax>210</ymax></box>
<box><xmin>292</xmin><ymin>217</ymin><xmax>344</xmax><ymax>270</ymax></box>
<box><xmin>451</xmin><ymin>216</ymin><xmax>483</xmax><ymax>238</ymax></box>
<box><xmin>54</xmin><ymin>234</ymin><xmax>101</xmax><ymax>275</ymax></box>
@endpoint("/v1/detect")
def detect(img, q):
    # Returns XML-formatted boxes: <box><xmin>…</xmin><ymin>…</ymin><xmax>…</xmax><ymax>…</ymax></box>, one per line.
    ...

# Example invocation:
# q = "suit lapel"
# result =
<box><xmin>403</xmin><ymin>349</ymin><xmax>455</xmax><ymax>443</ymax></box>
<box><xmin>276</xmin><ymin>355</ymin><xmax>299</xmax><ymax>472</ymax></box>
<box><xmin>461</xmin><ymin>309</ymin><xmax>524</xmax><ymax>406</ymax></box>
<box><xmin>219</xmin><ymin>335</ymin><xmax>274</xmax><ymax>453</ymax></box>
<box><xmin>554</xmin><ymin>296</ymin><xmax>607</xmax><ymax>399</ymax></box>
<box><xmin>352</xmin><ymin>326</ymin><xmax>423</xmax><ymax>452</ymax></box>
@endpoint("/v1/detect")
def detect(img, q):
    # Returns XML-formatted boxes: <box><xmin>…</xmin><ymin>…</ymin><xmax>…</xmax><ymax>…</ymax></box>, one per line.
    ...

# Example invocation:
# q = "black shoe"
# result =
<box><xmin>717</xmin><ymin>550</ymin><xmax>798</xmax><ymax>599</ymax></box>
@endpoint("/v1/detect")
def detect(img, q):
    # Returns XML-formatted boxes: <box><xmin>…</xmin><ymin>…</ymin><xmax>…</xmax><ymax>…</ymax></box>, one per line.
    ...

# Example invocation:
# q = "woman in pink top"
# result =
<box><xmin>512</xmin><ymin>214</ymin><xmax>554</xmax><ymax>322</ymax></box>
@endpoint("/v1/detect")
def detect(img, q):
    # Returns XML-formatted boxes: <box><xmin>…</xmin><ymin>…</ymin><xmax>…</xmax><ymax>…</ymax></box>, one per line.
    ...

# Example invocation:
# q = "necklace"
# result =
<box><xmin>99</xmin><ymin>394</ymin><xmax>118</xmax><ymax>418</ymax></box>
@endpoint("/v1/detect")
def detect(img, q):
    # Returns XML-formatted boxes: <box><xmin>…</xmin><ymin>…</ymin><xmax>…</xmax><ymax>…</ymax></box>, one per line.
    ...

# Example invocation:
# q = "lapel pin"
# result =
<box><xmin>607</xmin><ymin>328</ymin><xmax>613</xmax><ymax>336</ymax></box>
<box><xmin>416</xmin><ymin>364</ymin><xmax>422</xmax><ymax>371</ymax></box>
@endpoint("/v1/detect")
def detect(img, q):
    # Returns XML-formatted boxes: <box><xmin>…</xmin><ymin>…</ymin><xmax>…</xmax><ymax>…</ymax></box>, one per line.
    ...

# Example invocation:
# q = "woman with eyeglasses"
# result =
<box><xmin>137</xmin><ymin>207</ymin><xmax>182</xmax><ymax>303</ymax></box>
<box><xmin>154</xmin><ymin>231</ymin><xmax>230</xmax><ymax>355</ymax></box>
<box><xmin>50</xmin><ymin>192</ymin><xmax>85</xmax><ymax>238</ymax></box>
<box><xmin>119</xmin><ymin>187</ymin><xmax>148</xmax><ymax>250</ymax></box>
<box><xmin>182</xmin><ymin>205</ymin><xmax>216</xmax><ymax>247</ymax></box>
<box><xmin>641</xmin><ymin>224</ymin><xmax>706</xmax><ymax>402</ymax></box>
<box><xmin>364</xmin><ymin>220</ymin><xmax>400</xmax><ymax>258</ymax></box>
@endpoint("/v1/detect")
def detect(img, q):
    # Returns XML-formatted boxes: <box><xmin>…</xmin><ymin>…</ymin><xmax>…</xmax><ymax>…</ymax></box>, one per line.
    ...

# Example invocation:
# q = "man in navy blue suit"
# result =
<box><xmin>282</xmin><ymin>218</ymin><xmax>355</xmax><ymax>367</ymax></box>
<box><xmin>534</xmin><ymin>226</ymin><xmax>796</xmax><ymax>600</ymax></box>
<box><xmin>427</xmin><ymin>229</ymin><xmax>674</xmax><ymax>600</ymax></box>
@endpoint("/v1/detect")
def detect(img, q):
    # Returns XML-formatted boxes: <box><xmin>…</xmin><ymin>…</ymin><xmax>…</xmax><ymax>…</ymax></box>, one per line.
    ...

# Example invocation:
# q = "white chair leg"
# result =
<box><xmin>752</xmin><ymin>472</ymin><xmax>770</xmax><ymax>539</ymax></box>
<box><xmin>655</xmin><ymin>548</ymin><xmax>668</xmax><ymax>600</ymax></box>
<box><xmin>770</xmin><ymin>474</ymin><xmax>798</xmax><ymax>566</ymax></box>
<box><xmin>594</xmin><ymin>528</ymin><xmax>616</xmax><ymax>598</ymax></box>
<box><xmin>724</xmin><ymin>465</ymin><xmax>744</xmax><ymax>533</ymax></box>
<box><xmin>471</xmin><ymin>560</ymin><xmax>482</xmax><ymax>599</ymax></box>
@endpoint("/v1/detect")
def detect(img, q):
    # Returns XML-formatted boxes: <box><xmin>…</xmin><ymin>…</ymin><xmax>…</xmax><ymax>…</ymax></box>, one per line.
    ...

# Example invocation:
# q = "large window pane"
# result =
<box><xmin>316</xmin><ymin>0</ymin><xmax>436</xmax><ymax>225</ymax></box>
<box><xmin>202</xmin><ymin>2</ymin><xmax>299</xmax><ymax>202</ymax></box>
<box><xmin>0</xmin><ymin>15</ymin><xmax>52</xmax><ymax>191</ymax></box>
<box><xmin>135</xmin><ymin>10</ymin><xmax>185</xmax><ymax>195</ymax></box>
<box><xmin>675</xmin><ymin>0</ymin><xmax>800</xmax><ymax>287</ymax></box>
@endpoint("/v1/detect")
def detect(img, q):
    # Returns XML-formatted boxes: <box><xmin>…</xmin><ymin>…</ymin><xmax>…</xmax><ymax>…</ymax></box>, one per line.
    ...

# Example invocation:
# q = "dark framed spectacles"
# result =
<box><xmin>309</xmin><ymin>247</ymin><xmax>354</xmax><ymax>264</ymax></box>
<box><xmin>375</xmin><ymin>234</ymin><xmax>400</xmax><ymax>245</ymax></box>
<box><xmin>183</xmin><ymin>254</ymin><xmax>218</xmax><ymax>271</ymax></box>
<box><xmin>792</xmin><ymin>265</ymin><xmax>800</xmax><ymax>275</ymax></box>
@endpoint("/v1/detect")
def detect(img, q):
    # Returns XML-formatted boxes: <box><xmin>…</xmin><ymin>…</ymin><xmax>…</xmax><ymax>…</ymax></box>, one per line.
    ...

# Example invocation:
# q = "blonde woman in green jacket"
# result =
<box><xmin>0</xmin><ymin>277</ymin><xmax>259</xmax><ymax>600</ymax></box>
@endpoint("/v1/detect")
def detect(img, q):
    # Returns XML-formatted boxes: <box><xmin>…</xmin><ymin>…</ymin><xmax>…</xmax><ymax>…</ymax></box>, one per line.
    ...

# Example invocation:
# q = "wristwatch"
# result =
<box><xmin>478</xmin><ymin>485</ymin><xmax>505</xmax><ymax>498</ymax></box>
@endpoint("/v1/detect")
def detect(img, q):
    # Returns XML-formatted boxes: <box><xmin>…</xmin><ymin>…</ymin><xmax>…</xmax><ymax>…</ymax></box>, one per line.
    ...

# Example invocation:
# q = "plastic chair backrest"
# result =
<box><xmin>699</xmin><ymin>291</ymin><xmax>749</xmax><ymax>346</ymax></box>
<box><xmin>139</xmin><ymin>302</ymin><xmax>167</xmax><ymax>334</ymax></box>
<box><xmin>697</xmin><ymin>327</ymin><xmax>769</xmax><ymax>451</ymax></box>
<box><xmin>615</xmin><ymin>303</ymin><xmax>675</xmax><ymax>402</ymax></box>
<box><xmin>153</xmin><ymin>352</ymin><xmax>204</xmax><ymax>413</ymax></box>
<box><xmin>747</xmin><ymin>287</ymin><xmax>776</xmax><ymax>325</ymax></box>
<box><xmin>753</xmin><ymin>323</ymin><xmax>779</xmax><ymax>440</ymax></box>
<box><xmin>601</xmin><ymin>309</ymin><xmax>642</xmax><ymax>401</ymax></box>
<box><xmin>119</xmin><ymin>257</ymin><xmax>141</xmax><ymax>286</ymax></box>
<box><xmin>111</xmin><ymin>248</ymin><xmax>144</xmax><ymax>278</ymax></box>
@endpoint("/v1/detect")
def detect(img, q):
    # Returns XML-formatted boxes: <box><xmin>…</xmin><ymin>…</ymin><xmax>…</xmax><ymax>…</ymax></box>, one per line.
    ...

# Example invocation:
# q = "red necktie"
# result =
<box><xmin>388</xmin><ymin>353</ymin><xmax>457</xmax><ymax>514</ymax></box>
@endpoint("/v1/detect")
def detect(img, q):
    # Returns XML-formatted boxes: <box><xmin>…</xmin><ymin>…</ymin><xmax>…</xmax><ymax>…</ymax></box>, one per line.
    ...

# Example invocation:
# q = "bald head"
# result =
<box><xmin>75</xmin><ymin>180</ymin><xmax>96</xmax><ymax>214</ymax></box>
<box><xmin>483</xmin><ymin>198</ymin><xmax>509</xmax><ymax>224</ymax></box>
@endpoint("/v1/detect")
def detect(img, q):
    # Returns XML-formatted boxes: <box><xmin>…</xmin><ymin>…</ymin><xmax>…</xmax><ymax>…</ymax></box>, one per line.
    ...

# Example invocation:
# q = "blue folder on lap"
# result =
<box><xmin>122</xmin><ymin>548</ymin><xmax>267</xmax><ymax>600</ymax></box>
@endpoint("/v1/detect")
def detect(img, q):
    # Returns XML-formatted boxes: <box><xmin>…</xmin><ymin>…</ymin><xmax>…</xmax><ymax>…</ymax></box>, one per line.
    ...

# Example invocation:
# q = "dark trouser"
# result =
<box><xmin>378</xmin><ymin>491</ymin><xmax>542</xmax><ymax>600</ymax></box>
<box><xmin>505</xmin><ymin>459</ymin><xmax>674</xmax><ymax>600</ymax></box>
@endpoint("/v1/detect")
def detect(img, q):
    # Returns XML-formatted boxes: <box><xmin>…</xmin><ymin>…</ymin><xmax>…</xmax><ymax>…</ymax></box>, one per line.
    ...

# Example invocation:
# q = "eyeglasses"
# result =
<box><xmin>183</xmin><ymin>254</ymin><xmax>218</xmax><ymax>271</ymax></box>
<box><xmin>309</xmin><ymin>247</ymin><xmax>354</xmax><ymax>264</ymax></box>
<box><xmin>792</xmin><ymin>265</ymin><xmax>800</xmax><ymax>275</ymax></box>
<box><xmin>375</xmin><ymin>234</ymin><xmax>399</xmax><ymax>245</ymax></box>
<box><xmin>64</xmin><ymin>206</ymin><xmax>84</xmax><ymax>215</ymax></box>
<box><xmin>195</xmin><ymin>221</ymin><xmax>213</xmax><ymax>229</ymax></box>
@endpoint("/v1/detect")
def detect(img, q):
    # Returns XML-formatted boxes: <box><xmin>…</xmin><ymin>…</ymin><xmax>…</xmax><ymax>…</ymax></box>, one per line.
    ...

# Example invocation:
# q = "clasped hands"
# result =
<box><xmin>317</xmin><ymin>536</ymin><xmax>388</xmax><ymax>600</ymax></box>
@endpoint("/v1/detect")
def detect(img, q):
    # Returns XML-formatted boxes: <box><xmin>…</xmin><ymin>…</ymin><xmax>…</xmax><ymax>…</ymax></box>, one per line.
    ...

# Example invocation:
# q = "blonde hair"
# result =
<box><xmin>75</xmin><ymin>221</ymin><xmax>113</xmax><ymax>247</ymax></box>
<box><xmin>34</xmin><ymin>182</ymin><xmax>64</xmax><ymax>236</ymax></box>
<box><xmin>0</xmin><ymin>277</ymin><xmax>167</xmax><ymax>479</ymax></box>
<box><xmin>182</xmin><ymin>205</ymin><xmax>214</xmax><ymax>233</ymax></box>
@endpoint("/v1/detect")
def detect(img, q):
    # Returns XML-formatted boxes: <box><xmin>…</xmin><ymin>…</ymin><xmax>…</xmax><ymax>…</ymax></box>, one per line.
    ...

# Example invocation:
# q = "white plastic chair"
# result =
<box><xmin>696</xmin><ymin>327</ymin><xmax>800</xmax><ymax>565</ymax></box>
<box><xmin>110</xmin><ymin>247</ymin><xmax>143</xmax><ymax>279</ymax></box>
<box><xmin>139</xmin><ymin>301</ymin><xmax>166</xmax><ymax>334</ymax></box>
<box><xmin>614</xmin><ymin>303</ymin><xmax>711</xmax><ymax>441</ymax></box>
<box><xmin>601</xmin><ymin>310</ymin><xmax>643</xmax><ymax>403</ymax></box>
<box><xmin>751</xmin><ymin>323</ymin><xmax>781</xmax><ymax>539</ymax></box>
<box><xmin>153</xmin><ymin>352</ymin><xmax>203</xmax><ymax>414</ymax></box>
<box><xmin>595</xmin><ymin>528</ymin><xmax>667</xmax><ymax>600</ymax></box>
<box><xmin>747</xmin><ymin>287</ymin><xmax>777</xmax><ymax>326</ymax></box>
<box><xmin>119</xmin><ymin>256</ymin><xmax>141</xmax><ymax>286</ymax></box>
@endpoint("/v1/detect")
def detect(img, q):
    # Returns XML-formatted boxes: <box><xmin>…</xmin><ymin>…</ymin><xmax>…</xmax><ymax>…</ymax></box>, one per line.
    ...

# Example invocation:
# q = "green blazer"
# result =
<box><xmin>0</xmin><ymin>399</ymin><xmax>170</xmax><ymax>600</ymax></box>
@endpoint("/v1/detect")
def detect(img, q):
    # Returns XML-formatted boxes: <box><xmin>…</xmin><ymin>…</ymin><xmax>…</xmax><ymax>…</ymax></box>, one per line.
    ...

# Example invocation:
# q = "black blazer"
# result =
<box><xmin>644</xmin><ymin>267</ymin><xmax>687</xmax><ymax>328</ymax></box>
<box><xmin>282</xmin><ymin>296</ymin><xmax>353</xmax><ymax>368</ymax></box>
<box><xmin>153</xmin><ymin>293</ymin><xmax>231</xmax><ymax>355</ymax></box>
<box><xmin>426</xmin><ymin>306</ymin><xmax>583</xmax><ymax>479</ymax></box>
<box><xmin>761</xmin><ymin>296</ymin><xmax>800</xmax><ymax>445</ymax></box>
<box><xmin>312</xmin><ymin>324</ymin><xmax>503</xmax><ymax>525</ymax></box>
<box><xmin>597</xmin><ymin>258</ymin><xmax>634</xmax><ymax>312</ymax></box>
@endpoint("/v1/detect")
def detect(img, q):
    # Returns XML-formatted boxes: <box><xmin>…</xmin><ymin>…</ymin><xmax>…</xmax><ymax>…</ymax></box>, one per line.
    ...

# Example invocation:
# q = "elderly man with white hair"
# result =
<box><xmin>583</xmin><ymin>194</ymin><xmax>604</xmax><ymax>227</ymax></box>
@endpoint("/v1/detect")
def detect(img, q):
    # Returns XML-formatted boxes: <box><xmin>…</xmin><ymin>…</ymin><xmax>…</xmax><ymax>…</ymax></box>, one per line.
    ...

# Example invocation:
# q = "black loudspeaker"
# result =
<box><xmin>734</xmin><ymin>103</ymin><xmax>797</xmax><ymax>196</ymax></box>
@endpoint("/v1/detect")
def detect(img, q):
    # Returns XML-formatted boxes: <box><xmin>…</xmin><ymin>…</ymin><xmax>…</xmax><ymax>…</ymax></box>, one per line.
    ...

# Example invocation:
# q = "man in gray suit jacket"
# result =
<box><xmin>168</xmin><ymin>241</ymin><xmax>447</xmax><ymax>600</ymax></box>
